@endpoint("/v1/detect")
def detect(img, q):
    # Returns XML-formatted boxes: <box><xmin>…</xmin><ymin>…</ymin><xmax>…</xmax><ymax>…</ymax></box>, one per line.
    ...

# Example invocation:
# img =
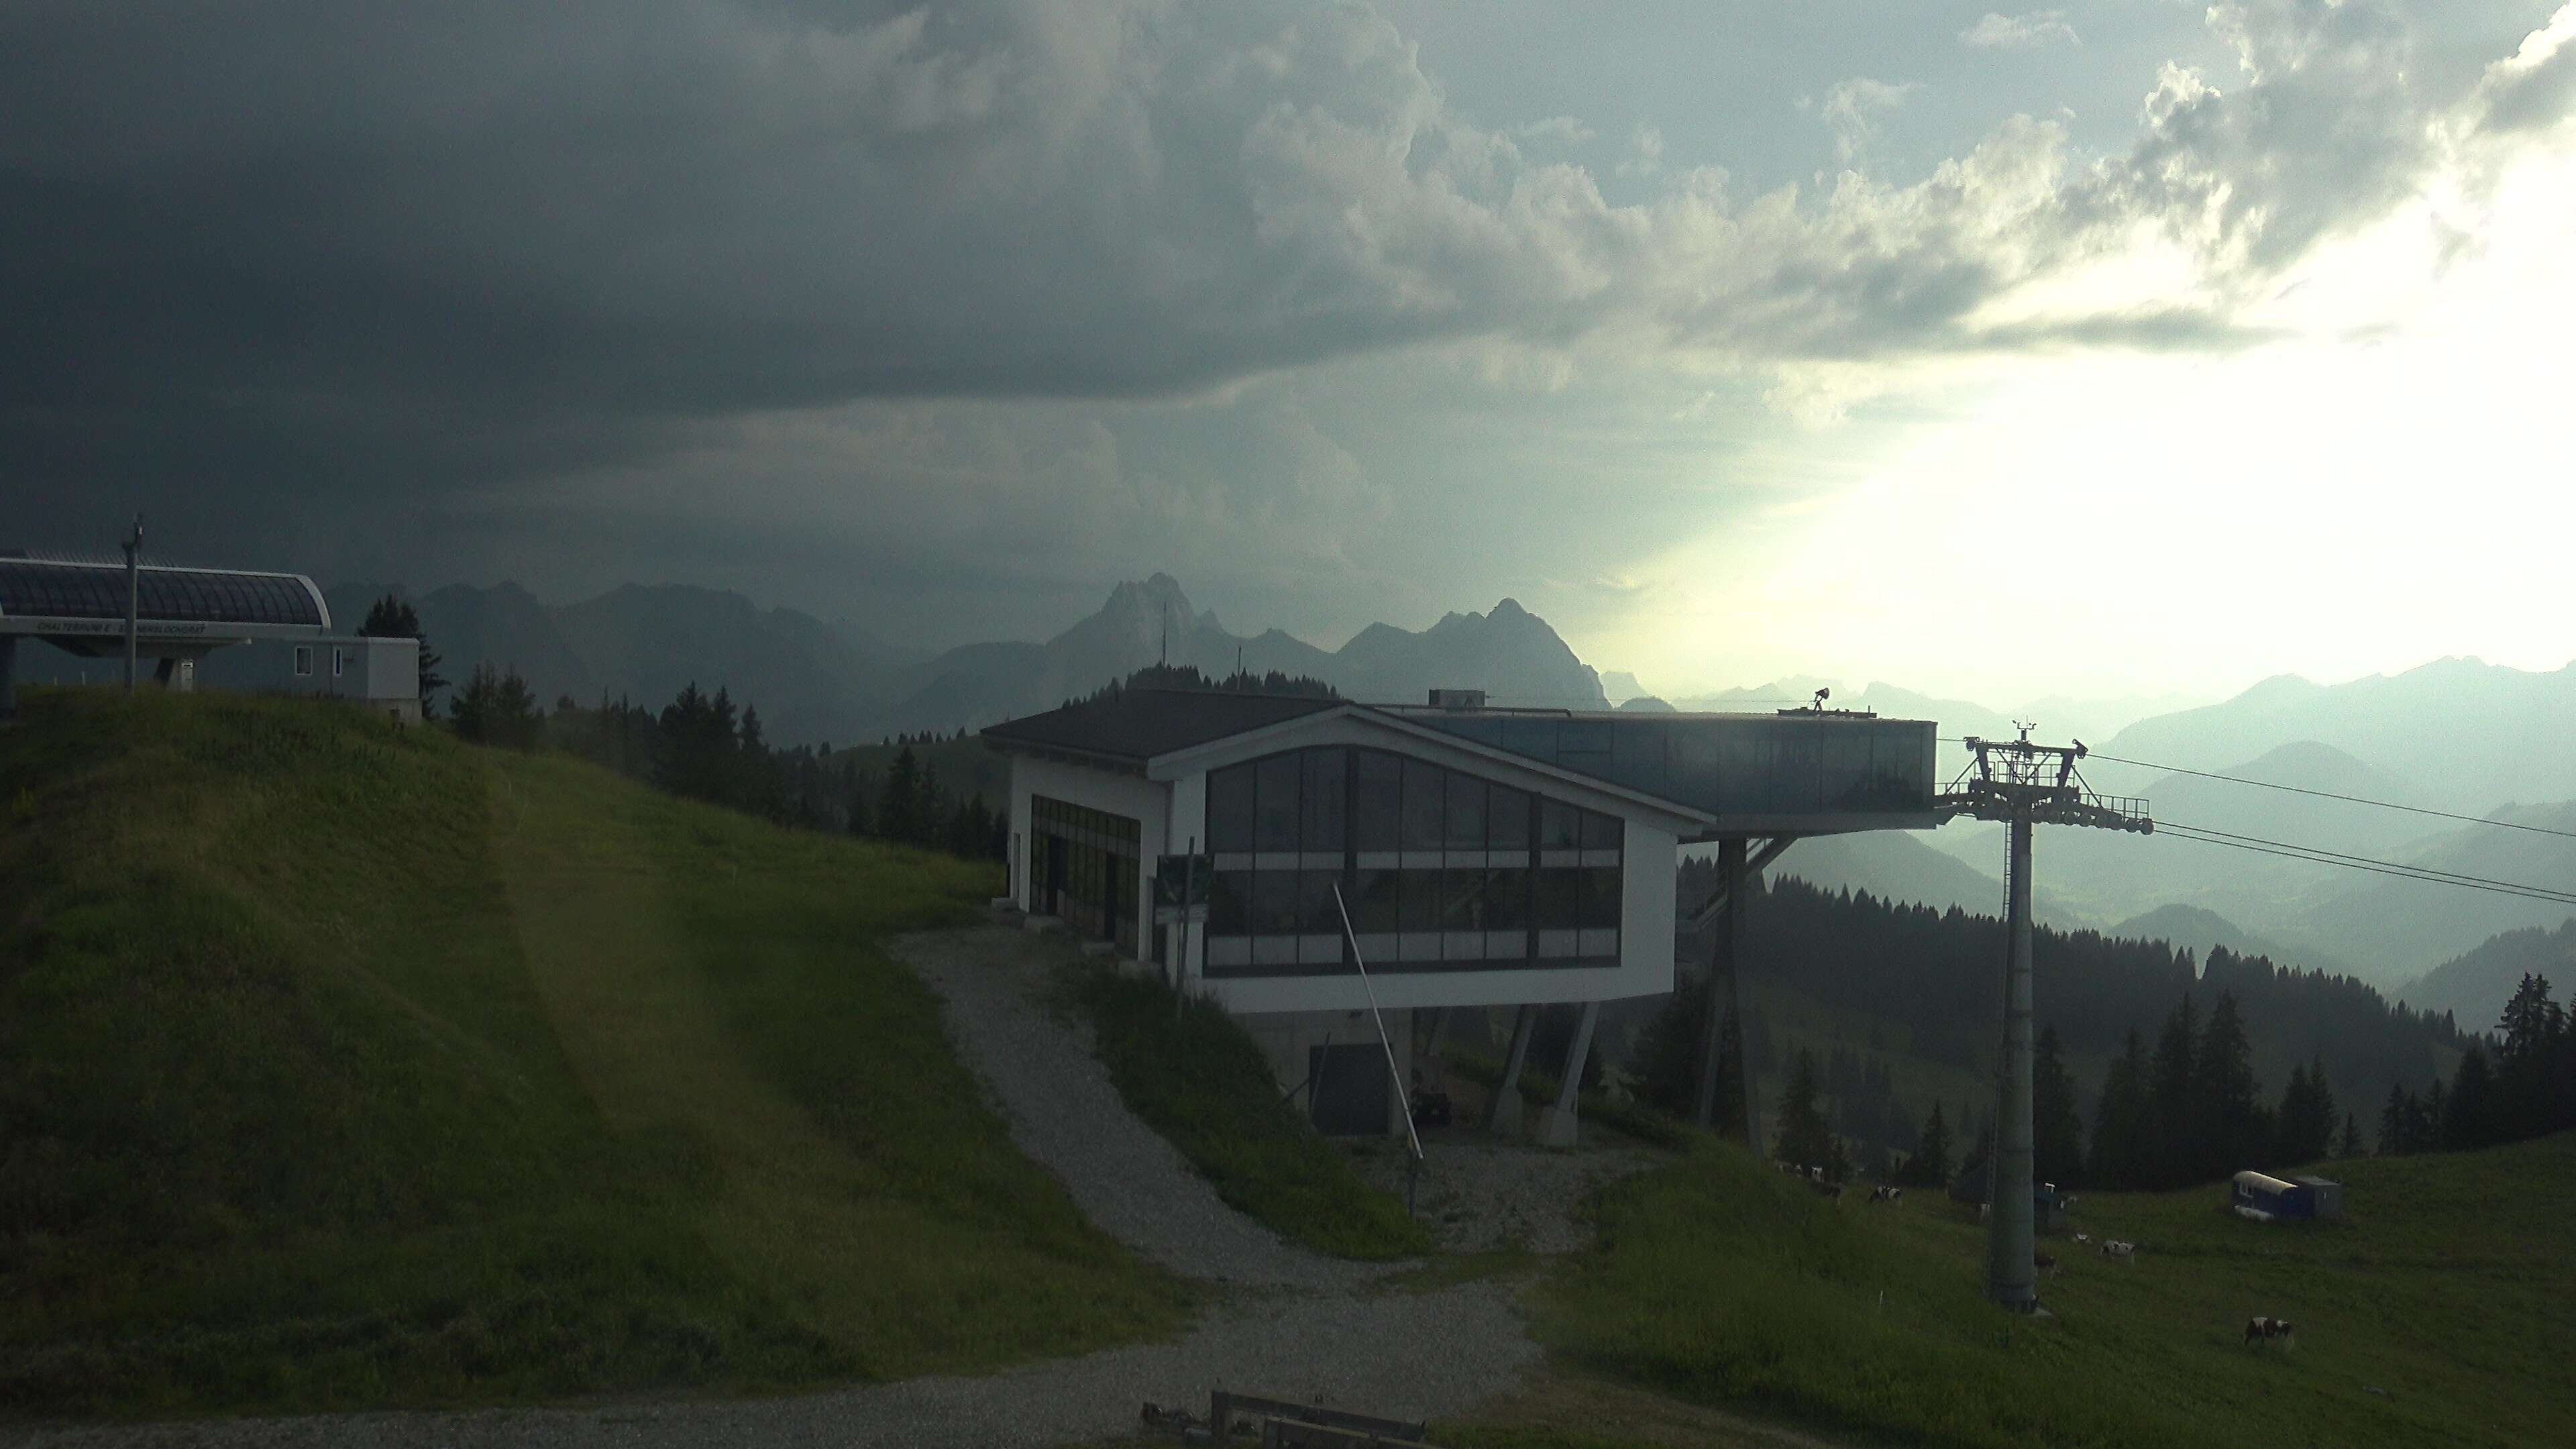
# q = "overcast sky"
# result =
<box><xmin>10</xmin><ymin>1</ymin><xmax>2575</xmax><ymax>704</ymax></box>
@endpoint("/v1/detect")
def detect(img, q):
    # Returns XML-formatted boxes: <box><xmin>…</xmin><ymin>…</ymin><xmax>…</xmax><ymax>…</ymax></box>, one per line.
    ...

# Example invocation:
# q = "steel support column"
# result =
<box><xmin>1489</xmin><ymin>1004</ymin><xmax>1537</xmax><ymax>1136</ymax></box>
<box><xmin>1536</xmin><ymin>1001</ymin><xmax>1600</xmax><ymax>1147</ymax></box>
<box><xmin>1986</xmin><ymin>812</ymin><xmax>2038</xmax><ymax>1311</ymax></box>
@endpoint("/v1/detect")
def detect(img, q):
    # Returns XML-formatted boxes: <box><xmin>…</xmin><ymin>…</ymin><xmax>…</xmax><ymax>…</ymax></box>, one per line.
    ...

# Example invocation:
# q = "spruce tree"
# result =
<box><xmin>1773</xmin><ymin>1047</ymin><xmax>1845</xmax><ymax>1177</ymax></box>
<box><xmin>2033</xmin><ymin>1026</ymin><xmax>2086</xmax><ymax>1187</ymax></box>
<box><xmin>1907</xmin><ymin>1101</ymin><xmax>1953</xmax><ymax>1189</ymax></box>
<box><xmin>2378</xmin><ymin>1083</ymin><xmax>2414</xmax><ymax>1156</ymax></box>
<box><xmin>2337</xmin><ymin>1111</ymin><xmax>2363</xmax><ymax>1159</ymax></box>
<box><xmin>2090</xmin><ymin>1028</ymin><xmax>2152</xmax><ymax>1189</ymax></box>
<box><xmin>2447</xmin><ymin>1046</ymin><xmax>2499</xmax><ymax>1150</ymax></box>
<box><xmin>2147</xmin><ymin>994</ymin><xmax>2200</xmax><ymax>1187</ymax></box>
<box><xmin>2194</xmin><ymin>992</ymin><xmax>2265</xmax><ymax>1181</ymax></box>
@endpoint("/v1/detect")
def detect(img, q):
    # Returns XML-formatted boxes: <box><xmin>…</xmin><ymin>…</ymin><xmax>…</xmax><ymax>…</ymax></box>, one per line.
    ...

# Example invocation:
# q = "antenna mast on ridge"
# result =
<box><xmin>1939</xmin><ymin>729</ymin><xmax>2149</xmax><ymax>1313</ymax></box>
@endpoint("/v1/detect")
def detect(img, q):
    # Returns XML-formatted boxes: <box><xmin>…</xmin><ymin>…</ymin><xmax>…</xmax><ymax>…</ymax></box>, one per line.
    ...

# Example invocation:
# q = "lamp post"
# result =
<box><xmin>121</xmin><ymin>514</ymin><xmax>144</xmax><ymax>694</ymax></box>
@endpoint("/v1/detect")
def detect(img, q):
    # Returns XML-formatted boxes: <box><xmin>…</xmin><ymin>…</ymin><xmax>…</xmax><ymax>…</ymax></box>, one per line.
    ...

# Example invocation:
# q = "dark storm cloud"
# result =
<box><xmin>6</xmin><ymin>0</ymin><xmax>2573</xmax><ymax>580</ymax></box>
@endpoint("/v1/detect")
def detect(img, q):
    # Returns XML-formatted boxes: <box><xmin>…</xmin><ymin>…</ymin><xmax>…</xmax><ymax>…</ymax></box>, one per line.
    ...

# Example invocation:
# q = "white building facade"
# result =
<box><xmin>271</xmin><ymin>635</ymin><xmax>423</xmax><ymax>723</ymax></box>
<box><xmin>984</xmin><ymin>690</ymin><xmax>1938</xmax><ymax>1142</ymax></box>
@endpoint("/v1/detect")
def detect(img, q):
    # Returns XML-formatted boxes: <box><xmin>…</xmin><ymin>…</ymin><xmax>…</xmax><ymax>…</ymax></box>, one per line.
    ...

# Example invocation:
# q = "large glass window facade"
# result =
<box><xmin>1203</xmin><ymin>746</ymin><xmax>1623</xmax><ymax>977</ymax></box>
<box><xmin>1031</xmin><ymin>794</ymin><xmax>1141</xmax><ymax>954</ymax></box>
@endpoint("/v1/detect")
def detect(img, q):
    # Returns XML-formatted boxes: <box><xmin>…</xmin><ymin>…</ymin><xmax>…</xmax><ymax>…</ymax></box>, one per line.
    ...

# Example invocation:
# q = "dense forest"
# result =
<box><xmin>1642</xmin><ymin>863</ymin><xmax>2483</xmax><ymax>1182</ymax></box>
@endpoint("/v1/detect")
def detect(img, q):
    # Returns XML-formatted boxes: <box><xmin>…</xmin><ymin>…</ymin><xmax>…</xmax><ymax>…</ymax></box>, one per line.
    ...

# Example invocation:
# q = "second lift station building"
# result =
<box><xmin>983</xmin><ymin>686</ymin><xmax>1938</xmax><ymax>1141</ymax></box>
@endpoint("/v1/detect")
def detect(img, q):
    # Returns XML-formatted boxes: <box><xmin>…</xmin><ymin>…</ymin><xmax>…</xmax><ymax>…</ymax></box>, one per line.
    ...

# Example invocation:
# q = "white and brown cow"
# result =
<box><xmin>2245</xmin><ymin>1316</ymin><xmax>2297</xmax><ymax>1348</ymax></box>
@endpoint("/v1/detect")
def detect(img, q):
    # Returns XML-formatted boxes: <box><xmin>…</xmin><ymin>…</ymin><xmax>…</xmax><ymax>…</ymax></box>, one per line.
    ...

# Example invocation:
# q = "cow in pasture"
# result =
<box><xmin>2100</xmin><ymin>1239</ymin><xmax>2135</xmax><ymax>1259</ymax></box>
<box><xmin>1808</xmin><ymin>1177</ymin><xmax>1843</xmax><ymax>1201</ymax></box>
<box><xmin>2034</xmin><ymin>1252</ymin><xmax>2059</xmax><ymax>1277</ymax></box>
<box><xmin>2072</xmin><ymin>1232</ymin><xmax>2092</xmax><ymax>1245</ymax></box>
<box><xmin>2244</xmin><ymin>1316</ymin><xmax>2296</xmax><ymax>1348</ymax></box>
<box><xmin>1867</xmin><ymin>1185</ymin><xmax>1903</xmax><ymax>1204</ymax></box>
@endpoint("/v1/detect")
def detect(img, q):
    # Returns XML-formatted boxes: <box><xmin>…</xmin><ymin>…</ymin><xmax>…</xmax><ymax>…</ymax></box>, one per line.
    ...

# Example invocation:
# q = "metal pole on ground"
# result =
<box><xmin>1331</xmin><ymin>883</ymin><xmax>1424</xmax><ymax>1210</ymax></box>
<box><xmin>1986</xmin><ymin>810</ymin><xmax>2038</xmax><ymax>1311</ymax></box>
<box><xmin>121</xmin><ymin>514</ymin><xmax>143</xmax><ymax>694</ymax></box>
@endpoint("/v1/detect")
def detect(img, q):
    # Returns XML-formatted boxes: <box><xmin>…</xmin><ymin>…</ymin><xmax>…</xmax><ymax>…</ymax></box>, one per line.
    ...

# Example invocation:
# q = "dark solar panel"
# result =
<box><xmin>0</xmin><ymin>560</ymin><xmax>325</xmax><ymax>627</ymax></box>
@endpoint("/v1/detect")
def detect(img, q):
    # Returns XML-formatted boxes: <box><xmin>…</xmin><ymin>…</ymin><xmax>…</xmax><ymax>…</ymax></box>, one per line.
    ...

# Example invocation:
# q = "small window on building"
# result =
<box><xmin>331</xmin><ymin>647</ymin><xmax>346</xmax><ymax>678</ymax></box>
<box><xmin>292</xmin><ymin>645</ymin><xmax>313</xmax><ymax>677</ymax></box>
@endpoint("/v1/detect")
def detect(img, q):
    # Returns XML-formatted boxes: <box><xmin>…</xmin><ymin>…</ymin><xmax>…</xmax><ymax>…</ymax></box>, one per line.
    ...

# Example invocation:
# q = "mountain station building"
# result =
<box><xmin>0</xmin><ymin>552</ymin><xmax>419</xmax><ymax>724</ymax></box>
<box><xmin>983</xmin><ymin>688</ymin><xmax>1939</xmax><ymax>1140</ymax></box>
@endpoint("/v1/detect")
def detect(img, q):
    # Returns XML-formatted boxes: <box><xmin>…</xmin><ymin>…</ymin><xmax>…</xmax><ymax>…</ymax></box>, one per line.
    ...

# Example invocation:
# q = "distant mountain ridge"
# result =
<box><xmin>869</xmin><ymin>574</ymin><xmax>1603</xmax><ymax>735</ymax></box>
<box><xmin>262</xmin><ymin>573</ymin><xmax>1603</xmax><ymax>747</ymax></box>
<box><xmin>2403</xmin><ymin>920</ymin><xmax>2576</xmax><ymax>1034</ymax></box>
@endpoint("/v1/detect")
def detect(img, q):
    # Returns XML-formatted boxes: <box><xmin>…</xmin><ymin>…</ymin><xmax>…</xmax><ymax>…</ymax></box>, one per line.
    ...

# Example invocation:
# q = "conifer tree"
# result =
<box><xmin>2337</xmin><ymin>1111</ymin><xmax>2363</xmax><ymax>1159</ymax></box>
<box><xmin>2033</xmin><ymin>1026</ymin><xmax>2086</xmax><ymax>1187</ymax></box>
<box><xmin>2378</xmin><ymin>1083</ymin><xmax>2414</xmax><ymax>1156</ymax></box>
<box><xmin>2194</xmin><ymin>991</ymin><xmax>2267</xmax><ymax>1179</ymax></box>
<box><xmin>2146</xmin><ymin>993</ymin><xmax>2200</xmax><ymax>1185</ymax></box>
<box><xmin>1904</xmin><ymin>1100</ymin><xmax>1953</xmax><ymax>1189</ymax></box>
<box><xmin>2090</xmin><ymin>1028</ymin><xmax>2152</xmax><ymax>1188</ymax></box>
<box><xmin>1773</xmin><ymin>1047</ymin><xmax>1845</xmax><ymax>1178</ymax></box>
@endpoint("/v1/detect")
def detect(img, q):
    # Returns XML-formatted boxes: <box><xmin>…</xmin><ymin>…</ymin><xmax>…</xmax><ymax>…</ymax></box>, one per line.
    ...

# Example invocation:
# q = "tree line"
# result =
<box><xmin>2376</xmin><ymin>973</ymin><xmax>2576</xmax><ymax>1158</ymax></box>
<box><xmin>439</xmin><ymin>659</ymin><xmax>1006</xmax><ymax>863</ymax></box>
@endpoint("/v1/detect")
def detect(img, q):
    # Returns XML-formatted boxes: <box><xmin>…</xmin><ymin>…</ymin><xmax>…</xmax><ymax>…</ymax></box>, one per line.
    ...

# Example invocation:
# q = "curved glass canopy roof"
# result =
<box><xmin>0</xmin><ymin>559</ymin><xmax>327</xmax><ymax>629</ymax></box>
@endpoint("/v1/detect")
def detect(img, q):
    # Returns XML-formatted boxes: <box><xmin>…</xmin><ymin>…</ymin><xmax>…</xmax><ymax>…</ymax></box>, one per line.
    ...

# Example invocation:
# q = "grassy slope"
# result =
<box><xmin>1499</xmin><ymin>1131</ymin><xmax>2576</xmax><ymax>1449</ymax></box>
<box><xmin>0</xmin><ymin>689</ymin><xmax>1185</xmax><ymax>1417</ymax></box>
<box><xmin>1058</xmin><ymin>963</ymin><xmax>1430</xmax><ymax>1260</ymax></box>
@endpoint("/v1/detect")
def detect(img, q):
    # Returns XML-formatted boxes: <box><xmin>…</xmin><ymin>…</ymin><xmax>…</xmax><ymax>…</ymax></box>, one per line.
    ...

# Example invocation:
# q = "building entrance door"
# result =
<box><xmin>1041</xmin><ymin>835</ymin><xmax>1066</xmax><ymax>917</ymax></box>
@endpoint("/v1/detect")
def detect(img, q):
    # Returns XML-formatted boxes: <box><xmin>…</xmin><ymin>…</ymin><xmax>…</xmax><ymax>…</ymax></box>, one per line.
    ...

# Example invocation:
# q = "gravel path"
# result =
<box><xmin>7</xmin><ymin>1285</ymin><xmax>1538</xmax><ymax>1449</ymax></box>
<box><xmin>6</xmin><ymin>926</ymin><xmax>1568</xmax><ymax>1448</ymax></box>
<box><xmin>1352</xmin><ymin>1138</ymin><xmax>1664</xmax><ymax>1256</ymax></box>
<box><xmin>890</xmin><ymin>927</ymin><xmax>1375</xmax><ymax>1291</ymax></box>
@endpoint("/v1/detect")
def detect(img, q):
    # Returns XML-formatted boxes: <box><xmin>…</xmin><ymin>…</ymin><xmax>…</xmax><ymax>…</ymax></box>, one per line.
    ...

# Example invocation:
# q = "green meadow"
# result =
<box><xmin>1461</xmin><ymin>1126</ymin><xmax>2576</xmax><ymax>1449</ymax></box>
<box><xmin>0</xmin><ymin>689</ymin><xmax>1187</xmax><ymax>1418</ymax></box>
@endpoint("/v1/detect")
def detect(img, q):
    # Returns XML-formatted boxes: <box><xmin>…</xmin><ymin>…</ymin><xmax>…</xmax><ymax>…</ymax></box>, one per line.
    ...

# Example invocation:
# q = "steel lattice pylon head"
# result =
<box><xmin>1936</xmin><ymin>734</ymin><xmax>2152</xmax><ymax>833</ymax></box>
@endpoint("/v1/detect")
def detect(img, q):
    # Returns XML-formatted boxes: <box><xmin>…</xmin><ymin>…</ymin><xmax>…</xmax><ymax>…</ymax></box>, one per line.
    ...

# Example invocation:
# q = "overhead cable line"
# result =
<box><xmin>1936</xmin><ymin>736</ymin><xmax>2576</xmax><ymax>843</ymax></box>
<box><xmin>2150</xmin><ymin>822</ymin><xmax>2576</xmax><ymax>908</ymax></box>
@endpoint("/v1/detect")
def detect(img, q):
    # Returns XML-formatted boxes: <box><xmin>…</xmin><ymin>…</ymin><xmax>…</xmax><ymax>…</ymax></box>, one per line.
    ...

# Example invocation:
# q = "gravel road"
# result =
<box><xmin>8</xmin><ymin>1285</ymin><xmax>1536</xmax><ymax>1449</ymax></box>
<box><xmin>7</xmin><ymin>926</ymin><xmax>1560</xmax><ymax>1448</ymax></box>
<box><xmin>890</xmin><ymin>928</ymin><xmax>1376</xmax><ymax>1291</ymax></box>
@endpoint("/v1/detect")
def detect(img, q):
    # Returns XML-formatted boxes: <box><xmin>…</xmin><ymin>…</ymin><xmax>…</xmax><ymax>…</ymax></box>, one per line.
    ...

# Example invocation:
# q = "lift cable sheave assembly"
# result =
<box><xmin>1935</xmin><ymin>727</ymin><xmax>2151</xmax><ymax>1313</ymax></box>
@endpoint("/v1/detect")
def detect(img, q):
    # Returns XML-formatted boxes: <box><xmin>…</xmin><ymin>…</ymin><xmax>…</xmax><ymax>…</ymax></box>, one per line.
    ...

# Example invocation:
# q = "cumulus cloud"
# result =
<box><xmin>1961</xmin><ymin>11</ymin><xmax>2082</xmax><ymax>52</ymax></box>
<box><xmin>1821</xmin><ymin>77</ymin><xmax>1925</xmax><ymax>162</ymax></box>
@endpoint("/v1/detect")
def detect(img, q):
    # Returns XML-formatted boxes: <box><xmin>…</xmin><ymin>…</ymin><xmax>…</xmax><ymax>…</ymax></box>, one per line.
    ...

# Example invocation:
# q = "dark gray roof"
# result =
<box><xmin>982</xmin><ymin>688</ymin><xmax>1339</xmax><ymax>763</ymax></box>
<box><xmin>0</xmin><ymin>557</ymin><xmax>326</xmax><ymax>628</ymax></box>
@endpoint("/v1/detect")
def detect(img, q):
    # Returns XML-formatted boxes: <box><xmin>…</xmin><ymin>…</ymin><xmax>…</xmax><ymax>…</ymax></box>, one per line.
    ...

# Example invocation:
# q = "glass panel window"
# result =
<box><xmin>1580</xmin><ymin>866</ymin><xmax>1623</xmax><ymax>928</ymax></box>
<box><xmin>1208</xmin><ymin>765</ymin><xmax>1255</xmax><ymax>853</ymax></box>
<box><xmin>1299</xmin><ymin>869</ymin><xmax>1343</xmax><ymax>935</ymax></box>
<box><xmin>1254</xmin><ymin>755</ymin><xmax>1301</xmax><ymax>851</ymax></box>
<box><xmin>1483</xmin><ymin>867</ymin><xmax>1529</xmax><ymax>930</ymax></box>
<box><xmin>1444</xmin><ymin>773</ymin><xmax>1486</xmax><ymax>850</ymax></box>
<box><xmin>1442</xmin><ymin>868</ymin><xmax>1485</xmax><ymax>930</ymax></box>
<box><xmin>1354</xmin><ymin>750</ymin><xmax>1403</xmax><ymax>850</ymax></box>
<box><xmin>1301</xmin><ymin>748</ymin><xmax>1348</xmax><ymax>853</ymax></box>
<box><xmin>1354</xmin><ymin>867</ymin><xmax>1401</xmax><ymax>933</ymax></box>
<box><xmin>1210</xmin><ymin>870</ymin><xmax>1252</xmax><ymax>934</ymax></box>
<box><xmin>1487</xmin><ymin>786</ymin><xmax>1530</xmax><ymax>852</ymax></box>
<box><xmin>1399</xmin><ymin>868</ymin><xmax>1443</xmax><ymax>932</ymax></box>
<box><xmin>1581</xmin><ymin>810</ymin><xmax>1621</xmax><ymax>853</ymax></box>
<box><xmin>1401</xmin><ymin>759</ymin><xmax>1445</xmax><ymax>851</ymax></box>
<box><xmin>1534</xmin><ymin>868</ymin><xmax>1580</xmax><ymax>929</ymax></box>
<box><xmin>1252</xmin><ymin>869</ymin><xmax>1299</xmax><ymax>936</ymax></box>
<box><xmin>1538</xmin><ymin>798</ymin><xmax>1581</xmax><ymax>850</ymax></box>
<box><xmin>292</xmin><ymin>645</ymin><xmax>313</xmax><ymax>677</ymax></box>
